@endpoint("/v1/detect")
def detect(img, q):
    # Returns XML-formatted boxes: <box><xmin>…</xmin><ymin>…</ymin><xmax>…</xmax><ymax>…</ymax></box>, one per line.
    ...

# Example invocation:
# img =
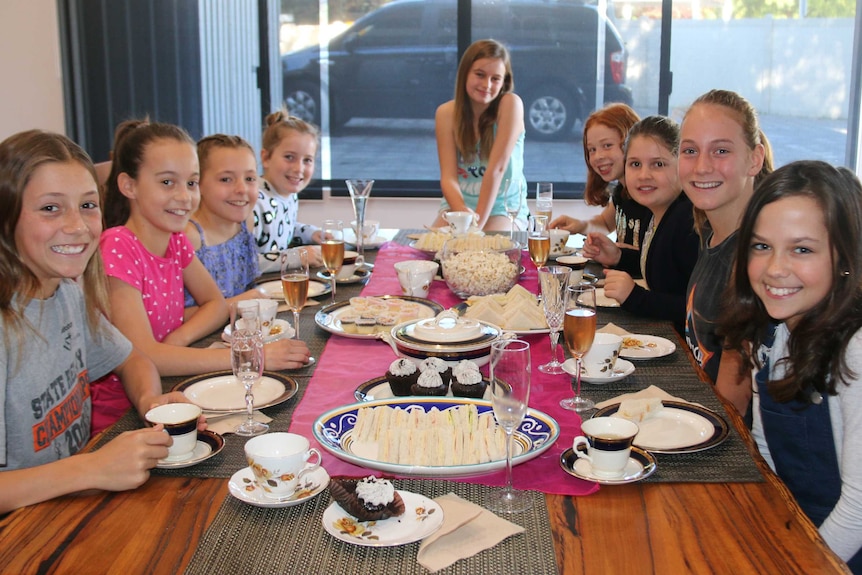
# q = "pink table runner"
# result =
<box><xmin>288</xmin><ymin>241</ymin><xmax>599</xmax><ymax>496</ymax></box>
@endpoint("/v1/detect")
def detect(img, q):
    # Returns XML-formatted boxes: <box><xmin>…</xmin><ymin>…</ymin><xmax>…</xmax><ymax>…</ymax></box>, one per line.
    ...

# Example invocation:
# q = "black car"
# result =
<box><xmin>282</xmin><ymin>0</ymin><xmax>632</xmax><ymax>141</ymax></box>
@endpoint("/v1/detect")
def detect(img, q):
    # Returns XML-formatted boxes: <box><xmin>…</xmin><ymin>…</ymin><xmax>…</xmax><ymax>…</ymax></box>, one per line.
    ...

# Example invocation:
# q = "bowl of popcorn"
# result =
<box><xmin>439</xmin><ymin>236</ymin><xmax>521</xmax><ymax>299</ymax></box>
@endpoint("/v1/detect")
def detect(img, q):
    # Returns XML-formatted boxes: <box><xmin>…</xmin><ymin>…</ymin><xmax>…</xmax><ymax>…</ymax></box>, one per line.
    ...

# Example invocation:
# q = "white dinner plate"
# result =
<box><xmin>559</xmin><ymin>446</ymin><xmax>657</xmax><ymax>485</ymax></box>
<box><xmin>562</xmin><ymin>358</ymin><xmax>635</xmax><ymax>384</ymax></box>
<box><xmin>595</xmin><ymin>287</ymin><xmax>620</xmax><ymax>308</ymax></box>
<box><xmin>257</xmin><ymin>279</ymin><xmax>330</xmax><ymax>300</ymax></box>
<box><xmin>156</xmin><ymin>430</ymin><xmax>225</xmax><ymax>469</ymax></box>
<box><xmin>593</xmin><ymin>401</ymin><xmax>730</xmax><ymax>454</ymax></box>
<box><xmin>618</xmin><ymin>334</ymin><xmax>677</xmax><ymax>360</ymax></box>
<box><xmin>313</xmin><ymin>397</ymin><xmax>559</xmax><ymax>477</ymax></box>
<box><xmin>314</xmin><ymin>295</ymin><xmax>444</xmax><ymax>339</ymax></box>
<box><xmin>223</xmin><ymin>318</ymin><xmax>294</xmax><ymax>343</ymax></box>
<box><xmin>228</xmin><ymin>466</ymin><xmax>330</xmax><ymax>508</ymax></box>
<box><xmin>322</xmin><ymin>490</ymin><xmax>444</xmax><ymax>547</ymax></box>
<box><xmin>172</xmin><ymin>370</ymin><xmax>298</xmax><ymax>413</ymax></box>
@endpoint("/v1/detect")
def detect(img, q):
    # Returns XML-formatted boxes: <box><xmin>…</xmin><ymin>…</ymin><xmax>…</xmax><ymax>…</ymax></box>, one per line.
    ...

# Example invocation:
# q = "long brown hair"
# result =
<box><xmin>682</xmin><ymin>90</ymin><xmax>774</xmax><ymax>237</ymax></box>
<box><xmin>582</xmin><ymin>103</ymin><xmax>640</xmax><ymax>206</ymax></box>
<box><xmin>719</xmin><ymin>161</ymin><xmax>862</xmax><ymax>402</ymax></box>
<box><xmin>453</xmin><ymin>39</ymin><xmax>514</xmax><ymax>163</ymax></box>
<box><xmin>0</xmin><ymin>130</ymin><xmax>108</xmax><ymax>336</ymax></box>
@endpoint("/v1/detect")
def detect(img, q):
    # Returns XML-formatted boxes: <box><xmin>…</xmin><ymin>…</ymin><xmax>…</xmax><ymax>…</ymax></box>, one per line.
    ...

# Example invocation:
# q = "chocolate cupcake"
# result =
<box><xmin>450</xmin><ymin>360</ymin><xmax>487</xmax><ymax>398</ymax></box>
<box><xmin>418</xmin><ymin>357</ymin><xmax>452</xmax><ymax>386</ymax></box>
<box><xmin>329</xmin><ymin>476</ymin><xmax>405</xmax><ymax>521</ymax></box>
<box><xmin>385</xmin><ymin>358</ymin><xmax>419</xmax><ymax>396</ymax></box>
<box><xmin>410</xmin><ymin>369</ymin><xmax>449</xmax><ymax>396</ymax></box>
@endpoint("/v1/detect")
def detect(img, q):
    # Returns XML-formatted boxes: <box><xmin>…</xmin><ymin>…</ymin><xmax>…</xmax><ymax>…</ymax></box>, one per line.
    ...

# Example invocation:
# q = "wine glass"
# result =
<box><xmin>487</xmin><ymin>339</ymin><xmax>532</xmax><ymax>513</ymax></box>
<box><xmin>231</xmin><ymin>300</ymin><xmax>268</xmax><ymax>436</ymax></box>
<box><xmin>320</xmin><ymin>219</ymin><xmax>344</xmax><ymax>305</ymax></box>
<box><xmin>538</xmin><ymin>266</ymin><xmax>571</xmax><ymax>374</ymax></box>
<box><xmin>504</xmin><ymin>178</ymin><xmax>523</xmax><ymax>241</ymax></box>
<box><xmin>528</xmin><ymin>215</ymin><xmax>550</xmax><ymax>269</ymax></box>
<box><xmin>560</xmin><ymin>284</ymin><xmax>597</xmax><ymax>412</ymax></box>
<box><xmin>281</xmin><ymin>247</ymin><xmax>309</xmax><ymax>339</ymax></box>
<box><xmin>345</xmin><ymin>179</ymin><xmax>374</xmax><ymax>262</ymax></box>
<box><xmin>535</xmin><ymin>182</ymin><xmax>553</xmax><ymax>220</ymax></box>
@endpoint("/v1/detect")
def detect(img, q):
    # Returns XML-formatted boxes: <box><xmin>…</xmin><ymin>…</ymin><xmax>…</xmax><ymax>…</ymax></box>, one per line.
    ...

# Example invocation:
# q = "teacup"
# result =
<box><xmin>257</xmin><ymin>298</ymin><xmax>279</xmax><ymax>329</ymax></box>
<box><xmin>351</xmin><ymin>219</ymin><xmax>379</xmax><ymax>242</ymax></box>
<box><xmin>573</xmin><ymin>417</ymin><xmax>639</xmax><ymax>478</ymax></box>
<box><xmin>335</xmin><ymin>250</ymin><xmax>364</xmax><ymax>280</ymax></box>
<box><xmin>443</xmin><ymin>211</ymin><xmax>475</xmax><ymax>235</ymax></box>
<box><xmin>244</xmin><ymin>432</ymin><xmax>322</xmax><ymax>500</ymax></box>
<box><xmin>145</xmin><ymin>403</ymin><xmax>201</xmax><ymax>461</ymax></box>
<box><xmin>582</xmin><ymin>333</ymin><xmax>623</xmax><ymax>377</ymax></box>
<box><xmin>549</xmin><ymin>229</ymin><xmax>571</xmax><ymax>255</ymax></box>
<box><xmin>394</xmin><ymin>260</ymin><xmax>439</xmax><ymax>297</ymax></box>
<box><xmin>556</xmin><ymin>255</ymin><xmax>588</xmax><ymax>284</ymax></box>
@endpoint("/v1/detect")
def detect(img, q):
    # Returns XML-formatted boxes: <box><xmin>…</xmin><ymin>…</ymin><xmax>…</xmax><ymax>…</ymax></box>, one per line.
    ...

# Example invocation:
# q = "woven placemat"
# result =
<box><xmin>183</xmin><ymin>479</ymin><xmax>557</xmax><ymax>575</ymax></box>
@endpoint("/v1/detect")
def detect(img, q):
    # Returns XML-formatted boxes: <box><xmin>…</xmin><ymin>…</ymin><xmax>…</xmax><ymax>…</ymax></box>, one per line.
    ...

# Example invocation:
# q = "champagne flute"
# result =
<box><xmin>231</xmin><ymin>300</ymin><xmax>268</xmax><ymax>436</ymax></box>
<box><xmin>538</xmin><ymin>266</ymin><xmax>571</xmax><ymax>374</ymax></box>
<box><xmin>280</xmin><ymin>247</ymin><xmax>309</xmax><ymax>339</ymax></box>
<box><xmin>487</xmin><ymin>339</ymin><xmax>532</xmax><ymax>513</ymax></box>
<box><xmin>321</xmin><ymin>219</ymin><xmax>344</xmax><ymax>304</ymax></box>
<box><xmin>535</xmin><ymin>182</ymin><xmax>553</xmax><ymax>220</ymax></box>
<box><xmin>504</xmin><ymin>178</ymin><xmax>523</xmax><ymax>241</ymax></box>
<box><xmin>345</xmin><ymin>179</ymin><xmax>374</xmax><ymax>262</ymax></box>
<box><xmin>528</xmin><ymin>215</ymin><xmax>550</xmax><ymax>268</ymax></box>
<box><xmin>561</xmin><ymin>284</ymin><xmax>597</xmax><ymax>412</ymax></box>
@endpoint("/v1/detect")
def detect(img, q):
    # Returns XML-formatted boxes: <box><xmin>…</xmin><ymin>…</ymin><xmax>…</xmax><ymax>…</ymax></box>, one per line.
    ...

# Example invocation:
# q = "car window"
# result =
<box><xmin>348</xmin><ymin>4</ymin><xmax>423</xmax><ymax>49</ymax></box>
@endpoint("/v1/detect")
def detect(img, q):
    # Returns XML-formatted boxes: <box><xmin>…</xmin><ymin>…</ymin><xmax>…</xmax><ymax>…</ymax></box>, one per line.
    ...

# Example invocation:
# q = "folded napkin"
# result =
<box><xmin>597</xmin><ymin>322</ymin><xmax>630</xmax><ymax>336</ymax></box>
<box><xmin>594</xmin><ymin>384</ymin><xmax>702</xmax><ymax>410</ymax></box>
<box><xmin>205</xmin><ymin>411</ymin><xmax>273</xmax><ymax>435</ymax></box>
<box><xmin>417</xmin><ymin>493</ymin><xmax>524</xmax><ymax>573</ymax></box>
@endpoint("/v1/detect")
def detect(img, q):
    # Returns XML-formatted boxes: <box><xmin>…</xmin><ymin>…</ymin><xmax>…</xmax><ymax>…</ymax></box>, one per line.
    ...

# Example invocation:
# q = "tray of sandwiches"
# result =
<box><xmin>312</xmin><ymin>397</ymin><xmax>560</xmax><ymax>477</ymax></box>
<box><xmin>452</xmin><ymin>285</ymin><xmax>549</xmax><ymax>334</ymax></box>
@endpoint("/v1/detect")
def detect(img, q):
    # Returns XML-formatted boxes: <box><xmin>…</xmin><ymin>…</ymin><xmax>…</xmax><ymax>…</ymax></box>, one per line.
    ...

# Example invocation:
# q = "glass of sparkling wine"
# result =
<box><xmin>536</xmin><ymin>182</ymin><xmax>553</xmax><ymax>220</ymax></box>
<box><xmin>321</xmin><ymin>219</ymin><xmax>344</xmax><ymax>304</ymax></box>
<box><xmin>538</xmin><ymin>266</ymin><xmax>571</xmax><ymax>374</ymax></box>
<box><xmin>487</xmin><ymin>338</ymin><xmax>532</xmax><ymax>514</ymax></box>
<box><xmin>280</xmin><ymin>247</ymin><xmax>309</xmax><ymax>339</ymax></box>
<box><xmin>504</xmin><ymin>178</ymin><xmax>523</xmax><ymax>241</ymax></box>
<box><xmin>231</xmin><ymin>300</ymin><xmax>268</xmax><ymax>436</ymax></box>
<box><xmin>561</xmin><ymin>284</ymin><xmax>596</xmax><ymax>412</ymax></box>
<box><xmin>528</xmin><ymin>215</ymin><xmax>550</xmax><ymax>268</ymax></box>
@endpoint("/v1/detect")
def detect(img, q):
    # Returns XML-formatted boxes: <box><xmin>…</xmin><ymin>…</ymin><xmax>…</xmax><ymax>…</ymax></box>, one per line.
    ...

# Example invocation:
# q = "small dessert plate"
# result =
<box><xmin>559</xmin><ymin>446</ymin><xmax>657</xmax><ymax>485</ymax></box>
<box><xmin>228</xmin><ymin>466</ymin><xmax>330</xmax><ymax>508</ymax></box>
<box><xmin>223</xmin><ymin>318</ymin><xmax>294</xmax><ymax>343</ymax></box>
<box><xmin>562</xmin><ymin>358</ymin><xmax>635</xmax><ymax>384</ymax></box>
<box><xmin>156</xmin><ymin>430</ymin><xmax>225</xmax><ymax>469</ymax></box>
<box><xmin>316</xmin><ymin>268</ymin><xmax>372</xmax><ymax>284</ymax></box>
<box><xmin>322</xmin><ymin>490</ymin><xmax>444</xmax><ymax>547</ymax></box>
<box><xmin>619</xmin><ymin>334</ymin><xmax>677</xmax><ymax>360</ymax></box>
<box><xmin>595</xmin><ymin>287</ymin><xmax>620</xmax><ymax>308</ymax></box>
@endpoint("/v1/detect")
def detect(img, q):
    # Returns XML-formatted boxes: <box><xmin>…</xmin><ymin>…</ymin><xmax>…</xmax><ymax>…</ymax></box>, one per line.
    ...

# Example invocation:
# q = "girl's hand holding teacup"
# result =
<box><xmin>89</xmin><ymin>427</ymin><xmax>173</xmax><ymax>491</ymax></box>
<box><xmin>603</xmin><ymin>270</ymin><xmax>635</xmax><ymax>305</ymax></box>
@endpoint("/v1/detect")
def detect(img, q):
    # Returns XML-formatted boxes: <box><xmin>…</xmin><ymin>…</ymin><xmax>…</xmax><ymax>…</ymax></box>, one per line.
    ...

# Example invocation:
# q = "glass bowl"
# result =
<box><xmin>439</xmin><ymin>238</ymin><xmax>521</xmax><ymax>299</ymax></box>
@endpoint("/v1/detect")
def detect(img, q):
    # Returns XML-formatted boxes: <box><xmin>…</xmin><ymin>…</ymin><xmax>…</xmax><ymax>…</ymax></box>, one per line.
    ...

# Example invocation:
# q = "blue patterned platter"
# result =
<box><xmin>312</xmin><ymin>397</ymin><xmax>560</xmax><ymax>477</ymax></box>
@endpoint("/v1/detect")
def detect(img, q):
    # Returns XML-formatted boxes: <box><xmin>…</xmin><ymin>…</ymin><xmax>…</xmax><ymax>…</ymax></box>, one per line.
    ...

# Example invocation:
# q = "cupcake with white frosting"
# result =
<box><xmin>328</xmin><ymin>476</ymin><xmax>405</xmax><ymax>521</ymax></box>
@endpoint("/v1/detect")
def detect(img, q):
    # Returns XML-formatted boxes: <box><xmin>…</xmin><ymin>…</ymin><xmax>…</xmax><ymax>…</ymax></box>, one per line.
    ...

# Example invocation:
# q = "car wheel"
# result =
<box><xmin>284</xmin><ymin>83</ymin><xmax>320</xmax><ymax>125</ymax></box>
<box><xmin>524</xmin><ymin>88</ymin><xmax>578</xmax><ymax>141</ymax></box>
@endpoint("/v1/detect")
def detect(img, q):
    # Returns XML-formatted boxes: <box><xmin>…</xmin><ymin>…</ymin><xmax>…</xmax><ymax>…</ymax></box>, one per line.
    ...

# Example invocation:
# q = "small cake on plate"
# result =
<box><xmin>450</xmin><ymin>360</ymin><xmax>486</xmax><ymax>398</ymax></box>
<box><xmin>418</xmin><ymin>357</ymin><xmax>452</xmax><ymax>386</ymax></box>
<box><xmin>411</xmin><ymin>368</ymin><xmax>449</xmax><ymax>396</ymax></box>
<box><xmin>328</xmin><ymin>476</ymin><xmax>405</xmax><ymax>521</ymax></box>
<box><xmin>385</xmin><ymin>358</ymin><xmax>419</xmax><ymax>396</ymax></box>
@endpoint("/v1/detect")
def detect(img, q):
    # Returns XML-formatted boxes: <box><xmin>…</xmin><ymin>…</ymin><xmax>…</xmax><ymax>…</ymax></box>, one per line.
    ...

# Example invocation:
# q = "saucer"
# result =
<box><xmin>559</xmin><ymin>446</ymin><xmax>656</xmax><ymax>485</ymax></box>
<box><xmin>562</xmin><ymin>358</ymin><xmax>635</xmax><ymax>384</ymax></box>
<box><xmin>228</xmin><ymin>465</ymin><xmax>330</xmax><ymax>508</ymax></box>
<box><xmin>157</xmin><ymin>430</ymin><xmax>225</xmax><ymax>469</ymax></box>
<box><xmin>223</xmin><ymin>318</ymin><xmax>294</xmax><ymax>343</ymax></box>
<box><xmin>316</xmin><ymin>268</ymin><xmax>371</xmax><ymax>284</ymax></box>
<box><xmin>550</xmin><ymin>246</ymin><xmax>578</xmax><ymax>259</ymax></box>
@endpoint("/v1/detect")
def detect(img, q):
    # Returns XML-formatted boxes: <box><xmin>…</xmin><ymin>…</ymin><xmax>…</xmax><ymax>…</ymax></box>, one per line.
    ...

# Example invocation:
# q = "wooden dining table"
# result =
<box><xmin>0</xmin><ymin>230</ymin><xmax>851</xmax><ymax>575</ymax></box>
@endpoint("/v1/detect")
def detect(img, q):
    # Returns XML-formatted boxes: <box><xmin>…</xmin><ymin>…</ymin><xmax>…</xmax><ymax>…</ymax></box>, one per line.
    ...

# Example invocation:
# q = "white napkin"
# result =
<box><xmin>597</xmin><ymin>322</ymin><xmax>630</xmax><ymax>336</ymax></box>
<box><xmin>417</xmin><ymin>493</ymin><xmax>524</xmax><ymax>573</ymax></box>
<box><xmin>205</xmin><ymin>411</ymin><xmax>273</xmax><ymax>435</ymax></box>
<box><xmin>594</xmin><ymin>384</ymin><xmax>701</xmax><ymax>410</ymax></box>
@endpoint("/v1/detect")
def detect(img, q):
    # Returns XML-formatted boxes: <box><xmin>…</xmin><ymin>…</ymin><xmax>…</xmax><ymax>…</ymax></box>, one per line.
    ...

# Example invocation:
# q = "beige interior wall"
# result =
<box><xmin>0</xmin><ymin>1</ymin><xmax>66</xmax><ymax>140</ymax></box>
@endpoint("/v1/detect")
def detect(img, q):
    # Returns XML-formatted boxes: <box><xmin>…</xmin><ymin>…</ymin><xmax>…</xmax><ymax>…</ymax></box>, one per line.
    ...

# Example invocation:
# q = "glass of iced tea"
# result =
<box><xmin>321</xmin><ymin>220</ymin><xmax>345</xmax><ymax>304</ymax></box>
<box><xmin>561</xmin><ymin>283</ymin><xmax>596</xmax><ymax>412</ymax></box>
<box><xmin>528</xmin><ymin>215</ymin><xmax>550</xmax><ymax>269</ymax></box>
<box><xmin>280</xmin><ymin>248</ymin><xmax>309</xmax><ymax>339</ymax></box>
